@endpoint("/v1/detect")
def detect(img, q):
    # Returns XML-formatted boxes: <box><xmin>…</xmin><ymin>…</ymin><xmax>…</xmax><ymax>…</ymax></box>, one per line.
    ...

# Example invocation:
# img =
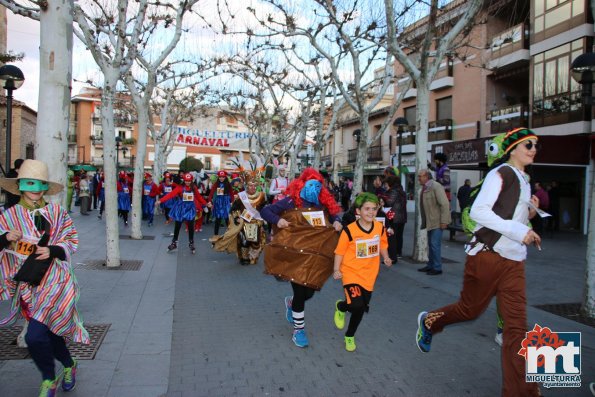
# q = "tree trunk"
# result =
<box><xmin>130</xmin><ymin>104</ymin><xmax>149</xmax><ymax>239</ymax></box>
<box><xmin>412</xmin><ymin>84</ymin><xmax>429</xmax><ymax>262</ymax></box>
<box><xmin>583</xmin><ymin>158</ymin><xmax>595</xmax><ymax>317</ymax></box>
<box><xmin>352</xmin><ymin>118</ymin><xmax>369</xmax><ymax>199</ymax></box>
<box><xmin>35</xmin><ymin>1</ymin><xmax>73</xmax><ymax>206</ymax></box>
<box><xmin>101</xmin><ymin>79</ymin><xmax>121</xmax><ymax>268</ymax></box>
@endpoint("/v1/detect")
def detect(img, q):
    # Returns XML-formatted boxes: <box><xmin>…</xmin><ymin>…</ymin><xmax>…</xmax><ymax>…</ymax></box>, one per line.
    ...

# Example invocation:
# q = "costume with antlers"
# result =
<box><xmin>261</xmin><ymin>168</ymin><xmax>343</xmax><ymax>348</ymax></box>
<box><xmin>212</xmin><ymin>167</ymin><xmax>267</xmax><ymax>265</ymax></box>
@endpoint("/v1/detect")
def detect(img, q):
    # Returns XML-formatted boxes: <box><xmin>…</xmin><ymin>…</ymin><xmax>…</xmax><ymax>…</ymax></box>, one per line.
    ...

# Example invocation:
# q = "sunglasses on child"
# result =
<box><xmin>523</xmin><ymin>141</ymin><xmax>540</xmax><ymax>151</ymax></box>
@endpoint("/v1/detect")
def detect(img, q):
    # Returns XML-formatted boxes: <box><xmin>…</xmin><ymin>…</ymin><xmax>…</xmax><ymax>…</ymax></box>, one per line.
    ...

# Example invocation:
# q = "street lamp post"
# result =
<box><xmin>393</xmin><ymin>117</ymin><xmax>409</xmax><ymax>174</ymax></box>
<box><xmin>0</xmin><ymin>65</ymin><xmax>25</xmax><ymax>174</ymax></box>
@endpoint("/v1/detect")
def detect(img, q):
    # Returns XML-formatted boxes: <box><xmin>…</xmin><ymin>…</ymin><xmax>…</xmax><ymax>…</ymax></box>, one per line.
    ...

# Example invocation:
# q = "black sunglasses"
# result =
<box><xmin>523</xmin><ymin>141</ymin><xmax>540</xmax><ymax>151</ymax></box>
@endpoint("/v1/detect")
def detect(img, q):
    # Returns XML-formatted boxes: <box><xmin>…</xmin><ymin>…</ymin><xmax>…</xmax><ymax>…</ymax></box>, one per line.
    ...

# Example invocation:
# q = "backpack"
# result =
<box><xmin>461</xmin><ymin>133</ymin><xmax>506</xmax><ymax>236</ymax></box>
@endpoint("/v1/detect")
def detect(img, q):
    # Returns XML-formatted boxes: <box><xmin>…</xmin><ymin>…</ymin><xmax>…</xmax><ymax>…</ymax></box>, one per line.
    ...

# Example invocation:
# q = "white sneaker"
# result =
<box><xmin>494</xmin><ymin>331</ymin><xmax>503</xmax><ymax>347</ymax></box>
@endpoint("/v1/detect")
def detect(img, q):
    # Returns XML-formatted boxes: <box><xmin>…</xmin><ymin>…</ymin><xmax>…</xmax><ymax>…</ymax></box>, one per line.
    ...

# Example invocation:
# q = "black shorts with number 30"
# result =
<box><xmin>342</xmin><ymin>283</ymin><xmax>372</xmax><ymax>313</ymax></box>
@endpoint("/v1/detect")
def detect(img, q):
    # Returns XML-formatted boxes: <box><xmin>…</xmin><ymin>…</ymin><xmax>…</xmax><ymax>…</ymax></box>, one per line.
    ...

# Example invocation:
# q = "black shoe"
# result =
<box><xmin>418</xmin><ymin>266</ymin><xmax>431</xmax><ymax>272</ymax></box>
<box><xmin>168</xmin><ymin>241</ymin><xmax>178</xmax><ymax>252</ymax></box>
<box><xmin>189</xmin><ymin>242</ymin><xmax>195</xmax><ymax>253</ymax></box>
<box><xmin>426</xmin><ymin>269</ymin><xmax>443</xmax><ymax>275</ymax></box>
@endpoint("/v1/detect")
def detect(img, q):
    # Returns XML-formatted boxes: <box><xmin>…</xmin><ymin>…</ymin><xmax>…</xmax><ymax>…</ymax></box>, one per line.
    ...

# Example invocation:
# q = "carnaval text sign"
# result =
<box><xmin>175</xmin><ymin>127</ymin><xmax>257</xmax><ymax>148</ymax></box>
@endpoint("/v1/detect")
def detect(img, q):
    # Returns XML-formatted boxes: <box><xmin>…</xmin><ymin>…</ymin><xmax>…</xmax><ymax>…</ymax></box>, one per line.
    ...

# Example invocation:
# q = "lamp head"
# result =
<box><xmin>571</xmin><ymin>53</ymin><xmax>595</xmax><ymax>84</ymax></box>
<box><xmin>0</xmin><ymin>65</ymin><xmax>25</xmax><ymax>90</ymax></box>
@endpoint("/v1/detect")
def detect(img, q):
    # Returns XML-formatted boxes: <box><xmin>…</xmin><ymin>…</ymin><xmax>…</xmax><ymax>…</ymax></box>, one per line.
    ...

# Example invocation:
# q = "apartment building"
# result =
<box><xmin>386</xmin><ymin>0</ymin><xmax>592</xmax><ymax>233</ymax></box>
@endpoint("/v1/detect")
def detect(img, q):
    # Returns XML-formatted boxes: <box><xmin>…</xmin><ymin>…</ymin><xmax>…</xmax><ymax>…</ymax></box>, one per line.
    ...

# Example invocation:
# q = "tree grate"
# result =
<box><xmin>0</xmin><ymin>323</ymin><xmax>110</xmax><ymax>360</ymax></box>
<box><xmin>74</xmin><ymin>259</ymin><xmax>143</xmax><ymax>271</ymax></box>
<box><xmin>533</xmin><ymin>303</ymin><xmax>595</xmax><ymax>328</ymax></box>
<box><xmin>119</xmin><ymin>235</ymin><xmax>155</xmax><ymax>240</ymax></box>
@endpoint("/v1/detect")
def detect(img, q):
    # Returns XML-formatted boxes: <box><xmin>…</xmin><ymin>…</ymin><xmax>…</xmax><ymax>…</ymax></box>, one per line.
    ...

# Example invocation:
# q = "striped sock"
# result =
<box><xmin>293</xmin><ymin>311</ymin><xmax>305</xmax><ymax>329</ymax></box>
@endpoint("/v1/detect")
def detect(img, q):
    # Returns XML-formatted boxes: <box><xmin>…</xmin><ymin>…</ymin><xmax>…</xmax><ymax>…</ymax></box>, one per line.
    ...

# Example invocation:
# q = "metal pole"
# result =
<box><xmin>398</xmin><ymin>127</ymin><xmax>403</xmax><ymax>173</ymax></box>
<box><xmin>5</xmin><ymin>86</ymin><xmax>13</xmax><ymax>173</ymax></box>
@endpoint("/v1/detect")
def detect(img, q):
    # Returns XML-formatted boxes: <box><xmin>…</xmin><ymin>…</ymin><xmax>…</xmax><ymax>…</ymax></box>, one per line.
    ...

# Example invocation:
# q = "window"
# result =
<box><xmin>404</xmin><ymin>106</ymin><xmax>416</xmax><ymax>128</ymax></box>
<box><xmin>436</xmin><ymin>96</ymin><xmax>452</xmax><ymax>121</ymax></box>
<box><xmin>205</xmin><ymin>157</ymin><xmax>212</xmax><ymax>170</ymax></box>
<box><xmin>533</xmin><ymin>0</ymin><xmax>585</xmax><ymax>34</ymax></box>
<box><xmin>532</xmin><ymin>39</ymin><xmax>585</xmax><ymax>127</ymax></box>
<box><xmin>26</xmin><ymin>144</ymin><xmax>34</xmax><ymax>159</ymax></box>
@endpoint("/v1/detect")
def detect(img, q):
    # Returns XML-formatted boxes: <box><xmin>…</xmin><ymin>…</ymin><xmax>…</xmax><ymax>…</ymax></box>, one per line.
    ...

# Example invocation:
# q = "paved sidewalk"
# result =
<box><xmin>0</xmin><ymin>210</ymin><xmax>593</xmax><ymax>397</ymax></box>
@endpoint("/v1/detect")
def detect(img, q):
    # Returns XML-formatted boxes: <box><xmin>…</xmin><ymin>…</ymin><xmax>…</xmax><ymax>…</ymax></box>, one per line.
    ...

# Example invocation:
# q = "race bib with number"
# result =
<box><xmin>240</xmin><ymin>209</ymin><xmax>254</xmax><ymax>222</ymax></box>
<box><xmin>6</xmin><ymin>235</ymin><xmax>40</xmax><ymax>260</ymax></box>
<box><xmin>355</xmin><ymin>235</ymin><xmax>380</xmax><ymax>258</ymax></box>
<box><xmin>123</xmin><ymin>187</ymin><xmax>129</xmax><ymax>194</ymax></box>
<box><xmin>182</xmin><ymin>192</ymin><xmax>194</xmax><ymax>202</ymax></box>
<box><xmin>217</xmin><ymin>187</ymin><xmax>224</xmax><ymax>196</ymax></box>
<box><xmin>302</xmin><ymin>211</ymin><xmax>325</xmax><ymax>227</ymax></box>
<box><xmin>143</xmin><ymin>187</ymin><xmax>151</xmax><ymax>196</ymax></box>
<box><xmin>163</xmin><ymin>186</ymin><xmax>172</xmax><ymax>193</ymax></box>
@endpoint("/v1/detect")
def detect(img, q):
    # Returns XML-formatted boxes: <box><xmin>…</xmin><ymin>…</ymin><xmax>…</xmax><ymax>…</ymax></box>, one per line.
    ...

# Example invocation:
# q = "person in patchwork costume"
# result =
<box><xmin>0</xmin><ymin>160</ymin><xmax>88</xmax><ymax>396</ymax></box>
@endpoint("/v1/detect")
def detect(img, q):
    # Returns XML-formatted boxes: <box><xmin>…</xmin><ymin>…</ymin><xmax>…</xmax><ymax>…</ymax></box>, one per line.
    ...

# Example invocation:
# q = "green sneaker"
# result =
<box><xmin>62</xmin><ymin>359</ymin><xmax>77</xmax><ymax>391</ymax></box>
<box><xmin>38</xmin><ymin>378</ymin><xmax>57</xmax><ymax>397</ymax></box>
<box><xmin>334</xmin><ymin>300</ymin><xmax>345</xmax><ymax>330</ymax></box>
<box><xmin>344</xmin><ymin>336</ymin><xmax>356</xmax><ymax>352</ymax></box>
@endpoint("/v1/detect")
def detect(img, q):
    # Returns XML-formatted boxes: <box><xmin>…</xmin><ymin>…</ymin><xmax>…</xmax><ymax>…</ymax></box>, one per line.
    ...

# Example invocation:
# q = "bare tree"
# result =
<box><xmin>122</xmin><ymin>0</ymin><xmax>200</xmax><ymax>239</ymax></box>
<box><xmin>149</xmin><ymin>79</ymin><xmax>207</xmax><ymax>179</ymax></box>
<box><xmin>72</xmin><ymin>0</ymin><xmax>148</xmax><ymax>267</ymax></box>
<box><xmin>242</xmin><ymin>0</ymin><xmax>402</xmax><ymax>199</ymax></box>
<box><xmin>385</xmin><ymin>0</ymin><xmax>483</xmax><ymax>261</ymax></box>
<box><xmin>1</xmin><ymin>0</ymin><xmax>74</xmax><ymax>205</ymax></box>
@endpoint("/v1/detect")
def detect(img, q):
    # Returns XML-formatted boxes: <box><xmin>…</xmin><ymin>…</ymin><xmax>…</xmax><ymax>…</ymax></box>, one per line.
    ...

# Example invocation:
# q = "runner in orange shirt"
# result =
<box><xmin>333</xmin><ymin>192</ymin><xmax>392</xmax><ymax>352</ymax></box>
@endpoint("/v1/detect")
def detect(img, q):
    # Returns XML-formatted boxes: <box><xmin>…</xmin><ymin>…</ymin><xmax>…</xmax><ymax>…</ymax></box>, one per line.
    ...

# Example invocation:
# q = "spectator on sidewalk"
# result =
<box><xmin>269</xmin><ymin>165</ymin><xmax>289</xmax><ymax>203</ymax></box>
<box><xmin>0</xmin><ymin>159</ymin><xmax>89</xmax><ymax>396</ymax></box>
<box><xmin>533</xmin><ymin>181</ymin><xmax>549</xmax><ymax>235</ymax></box>
<box><xmin>78</xmin><ymin>172</ymin><xmax>91</xmax><ymax>216</ymax></box>
<box><xmin>383</xmin><ymin>175</ymin><xmax>407</xmax><ymax>261</ymax></box>
<box><xmin>457</xmin><ymin>179</ymin><xmax>472</xmax><ymax>212</ymax></box>
<box><xmin>429</xmin><ymin>153</ymin><xmax>451</xmax><ymax>200</ymax></box>
<box><xmin>417</xmin><ymin>169</ymin><xmax>450</xmax><ymax>275</ymax></box>
<box><xmin>332</xmin><ymin>192</ymin><xmax>392</xmax><ymax>352</ymax></box>
<box><xmin>92</xmin><ymin>170</ymin><xmax>101</xmax><ymax>209</ymax></box>
<box><xmin>415</xmin><ymin>127</ymin><xmax>542</xmax><ymax>397</ymax></box>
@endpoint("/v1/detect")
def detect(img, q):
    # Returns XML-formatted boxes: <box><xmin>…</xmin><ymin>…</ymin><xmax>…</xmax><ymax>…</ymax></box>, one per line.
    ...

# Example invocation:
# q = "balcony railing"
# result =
<box><xmin>347</xmin><ymin>146</ymin><xmax>384</xmax><ymax>163</ymax></box>
<box><xmin>367</xmin><ymin>145</ymin><xmax>383</xmax><ymax>161</ymax></box>
<box><xmin>320</xmin><ymin>154</ymin><xmax>332</xmax><ymax>167</ymax></box>
<box><xmin>532</xmin><ymin>91</ymin><xmax>583</xmax><ymax>129</ymax></box>
<box><xmin>490</xmin><ymin>22</ymin><xmax>529</xmax><ymax>58</ymax></box>
<box><xmin>489</xmin><ymin>104</ymin><xmax>529</xmax><ymax>135</ymax></box>
<box><xmin>67</xmin><ymin>134</ymin><xmax>77</xmax><ymax>144</ymax></box>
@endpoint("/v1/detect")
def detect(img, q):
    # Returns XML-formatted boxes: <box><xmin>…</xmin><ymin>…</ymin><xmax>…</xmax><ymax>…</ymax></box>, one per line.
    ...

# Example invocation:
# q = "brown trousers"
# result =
<box><xmin>427</xmin><ymin>251</ymin><xmax>540</xmax><ymax>397</ymax></box>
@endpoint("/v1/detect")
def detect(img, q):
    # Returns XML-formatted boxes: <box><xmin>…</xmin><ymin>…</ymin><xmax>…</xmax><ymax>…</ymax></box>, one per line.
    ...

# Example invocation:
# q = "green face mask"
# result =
<box><xmin>19</xmin><ymin>178</ymin><xmax>49</xmax><ymax>192</ymax></box>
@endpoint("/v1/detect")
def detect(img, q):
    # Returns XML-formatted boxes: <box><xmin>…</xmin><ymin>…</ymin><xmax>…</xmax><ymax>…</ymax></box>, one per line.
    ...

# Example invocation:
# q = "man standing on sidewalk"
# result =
<box><xmin>417</xmin><ymin>169</ymin><xmax>450</xmax><ymax>275</ymax></box>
